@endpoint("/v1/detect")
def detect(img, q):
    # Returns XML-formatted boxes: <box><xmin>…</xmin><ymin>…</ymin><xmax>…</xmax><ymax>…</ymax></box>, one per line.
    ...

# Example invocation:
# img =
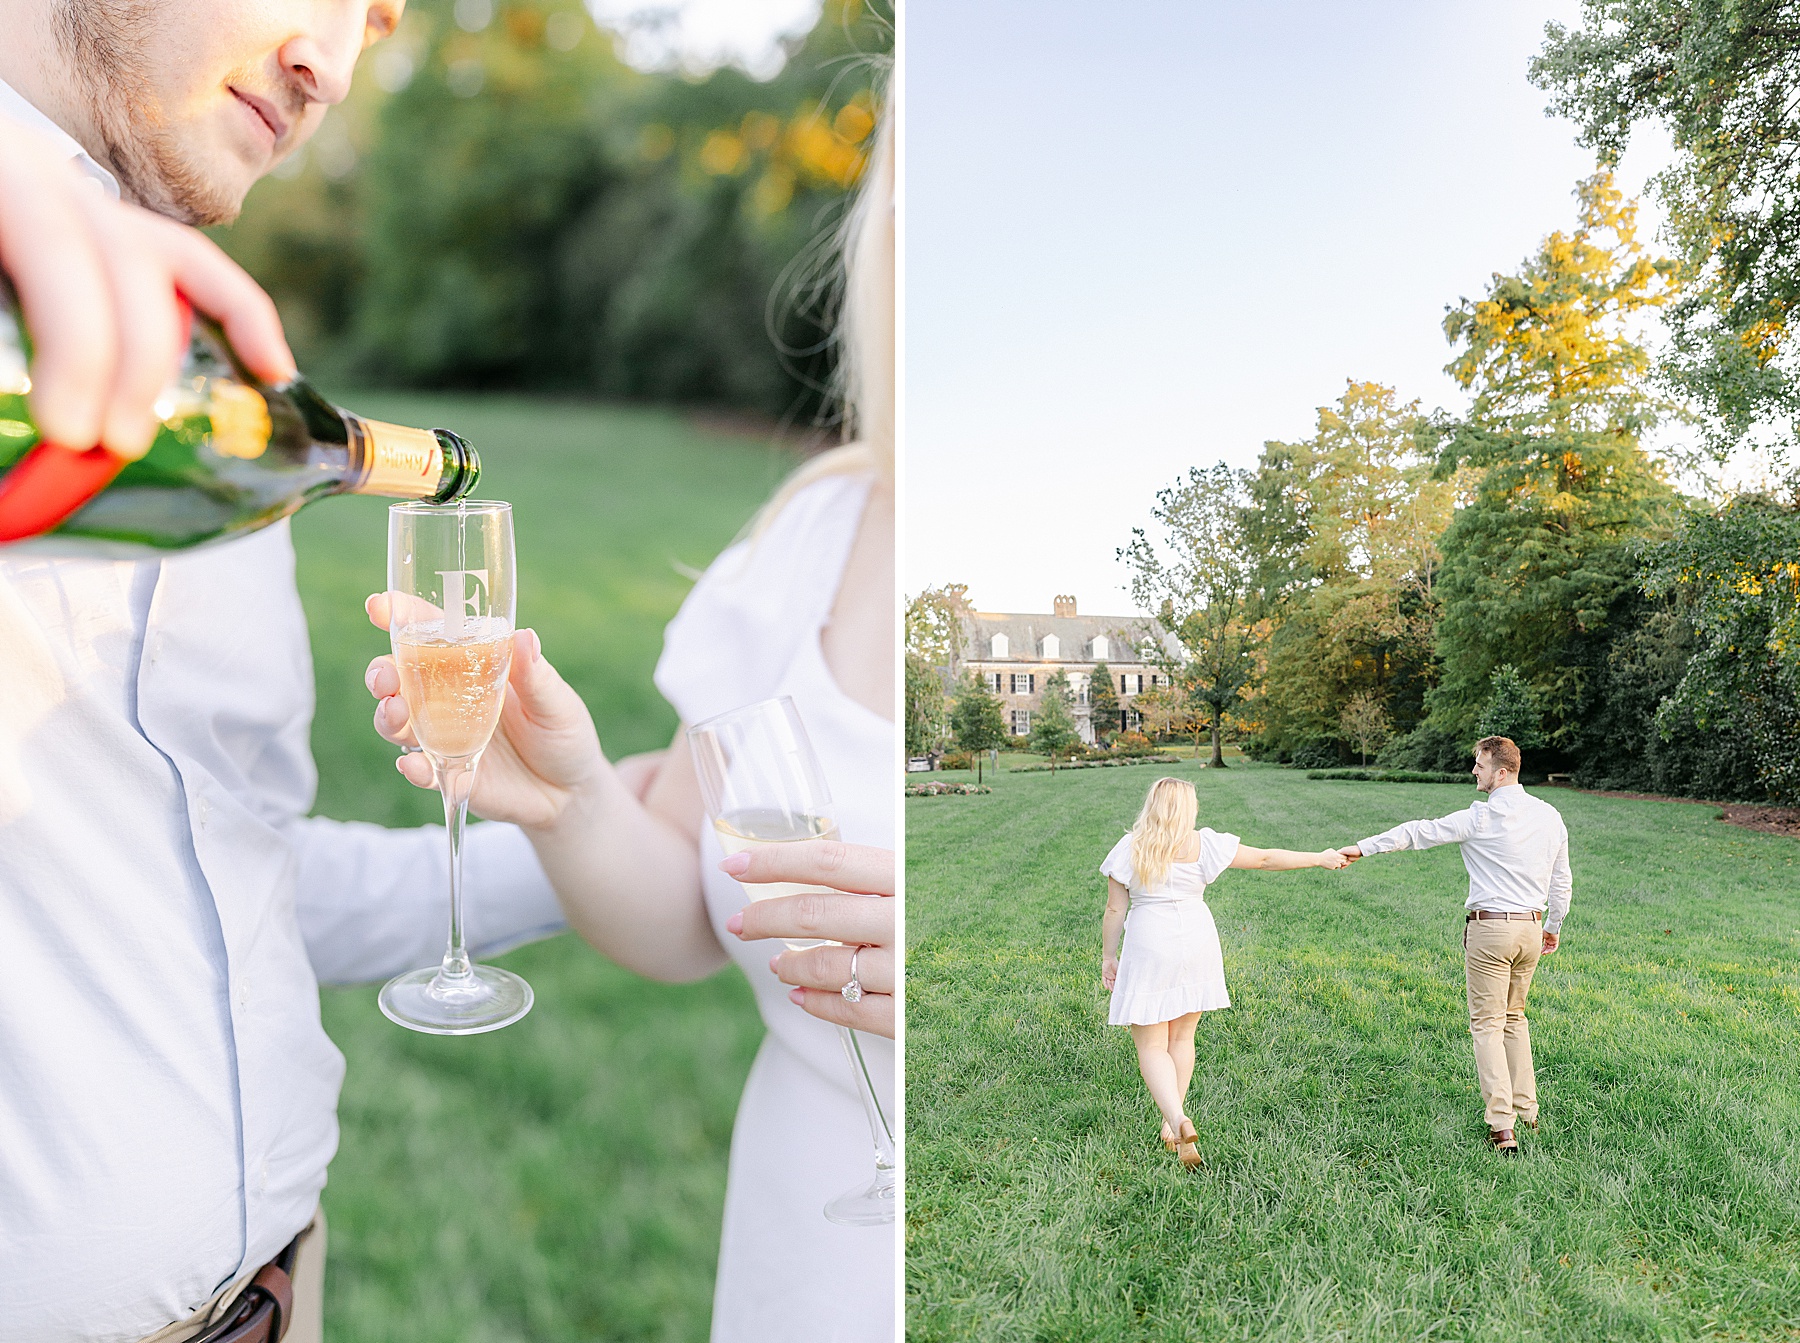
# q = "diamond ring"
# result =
<box><xmin>841</xmin><ymin>946</ymin><xmax>863</xmax><ymax>1003</ymax></box>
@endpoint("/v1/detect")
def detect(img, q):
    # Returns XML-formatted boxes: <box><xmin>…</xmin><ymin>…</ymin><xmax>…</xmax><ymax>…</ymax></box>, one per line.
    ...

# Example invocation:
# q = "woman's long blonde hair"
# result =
<box><xmin>1129</xmin><ymin>777</ymin><xmax>1198</xmax><ymax>890</ymax></box>
<box><xmin>749</xmin><ymin>101</ymin><xmax>894</xmax><ymax>536</ymax></box>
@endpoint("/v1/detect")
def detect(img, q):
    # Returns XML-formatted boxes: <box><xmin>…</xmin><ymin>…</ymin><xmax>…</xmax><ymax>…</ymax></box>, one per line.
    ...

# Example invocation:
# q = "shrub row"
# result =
<box><xmin>1010</xmin><ymin>756</ymin><xmax>1182</xmax><ymax>774</ymax></box>
<box><xmin>906</xmin><ymin>782</ymin><xmax>992</xmax><ymax>796</ymax></box>
<box><xmin>1305</xmin><ymin>769</ymin><xmax>1472</xmax><ymax>784</ymax></box>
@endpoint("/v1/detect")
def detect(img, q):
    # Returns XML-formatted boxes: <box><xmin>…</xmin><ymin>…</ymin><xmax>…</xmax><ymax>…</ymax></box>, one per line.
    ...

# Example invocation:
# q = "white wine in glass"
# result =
<box><xmin>378</xmin><ymin>500</ymin><xmax>533</xmax><ymax>1036</ymax></box>
<box><xmin>688</xmin><ymin>697</ymin><xmax>895</xmax><ymax>1226</ymax></box>
<box><xmin>712</xmin><ymin>809</ymin><xmax>840</xmax><ymax>950</ymax></box>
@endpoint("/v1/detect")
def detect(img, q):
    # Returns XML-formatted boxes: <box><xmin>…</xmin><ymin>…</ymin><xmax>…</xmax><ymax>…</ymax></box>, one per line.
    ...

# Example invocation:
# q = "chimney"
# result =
<box><xmin>1053</xmin><ymin>594</ymin><xmax>1077</xmax><ymax>618</ymax></box>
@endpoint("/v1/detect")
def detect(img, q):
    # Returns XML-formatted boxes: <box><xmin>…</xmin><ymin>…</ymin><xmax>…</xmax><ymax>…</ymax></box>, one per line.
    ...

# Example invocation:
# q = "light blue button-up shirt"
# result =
<box><xmin>0</xmin><ymin>80</ymin><xmax>565</xmax><ymax>1343</ymax></box>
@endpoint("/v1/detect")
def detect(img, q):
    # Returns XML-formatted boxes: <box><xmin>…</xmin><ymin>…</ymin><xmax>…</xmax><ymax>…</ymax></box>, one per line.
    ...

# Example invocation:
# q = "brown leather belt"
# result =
<box><xmin>188</xmin><ymin>1233</ymin><xmax>301</xmax><ymax>1343</ymax></box>
<box><xmin>1466</xmin><ymin>910</ymin><xmax>1542</xmax><ymax>922</ymax></box>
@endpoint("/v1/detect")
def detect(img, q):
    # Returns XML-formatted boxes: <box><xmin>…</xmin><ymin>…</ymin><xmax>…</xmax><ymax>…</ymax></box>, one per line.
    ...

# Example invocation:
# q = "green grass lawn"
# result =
<box><xmin>905</xmin><ymin>761</ymin><xmax>1800</xmax><ymax>1343</ymax></box>
<box><xmin>294</xmin><ymin>392</ymin><xmax>795</xmax><ymax>1341</ymax></box>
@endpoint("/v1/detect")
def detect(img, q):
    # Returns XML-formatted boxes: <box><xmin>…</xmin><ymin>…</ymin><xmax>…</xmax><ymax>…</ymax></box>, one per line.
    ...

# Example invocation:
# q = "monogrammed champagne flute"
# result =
<box><xmin>378</xmin><ymin>500</ymin><xmax>533</xmax><ymax>1035</ymax></box>
<box><xmin>689</xmin><ymin>697</ymin><xmax>896</xmax><ymax>1225</ymax></box>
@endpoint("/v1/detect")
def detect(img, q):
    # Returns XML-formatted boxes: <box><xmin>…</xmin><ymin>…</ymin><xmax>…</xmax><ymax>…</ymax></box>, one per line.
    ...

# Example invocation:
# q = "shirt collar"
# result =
<box><xmin>0</xmin><ymin>75</ymin><xmax>121</xmax><ymax>200</ymax></box>
<box><xmin>1486</xmin><ymin>782</ymin><xmax>1524</xmax><ymax>800</ymax></box>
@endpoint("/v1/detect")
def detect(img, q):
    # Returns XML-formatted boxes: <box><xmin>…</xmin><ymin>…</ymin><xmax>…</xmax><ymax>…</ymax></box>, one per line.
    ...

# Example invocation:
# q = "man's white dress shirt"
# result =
<box><xmin>0</xmin><ymin>81</ymin><xmax>564</xmax><ymax>1343</ymax></box>
<box><xmin>1357</xmin><ymin>783</ymin><xmax>1572</xmax><ymax>933</ymax></box>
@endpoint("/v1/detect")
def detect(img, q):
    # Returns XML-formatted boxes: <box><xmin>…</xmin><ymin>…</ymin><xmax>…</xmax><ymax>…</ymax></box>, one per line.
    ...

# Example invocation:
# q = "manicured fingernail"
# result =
<box><xmin>768</xmin><ymin>955</ymin><xmax>780</xmax><ymax>974</ymax></box>
<box><xmin>788</xmin><ymin>988</ymin><xmax>805</xmax><ymax>1006</ymax></box>
<box><xmin>365</xmin><ymin>665</ymin><xmax>380</xmax><ymax>695</ymax></box>
<box><xmin>725</xmin><ymin>911</ymin><xmax>743</xmax><ymax>935</ymax></box>
<box><xmin>719</xmin><ymin>852</ymin><xmax>751</xmax><ymax>876</ymax></box>
<box><xmin>528</xmin><ymin>629</ymin><xmax>542</xmax><ymax>662</ymax></box>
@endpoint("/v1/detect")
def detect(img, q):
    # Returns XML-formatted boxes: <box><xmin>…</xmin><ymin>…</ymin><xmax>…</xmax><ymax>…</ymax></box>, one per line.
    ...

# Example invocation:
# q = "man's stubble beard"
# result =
<box><xmin>55</xmin><ymin>0</ymin><xmax>246</xmax><ymax>226</ymax></box>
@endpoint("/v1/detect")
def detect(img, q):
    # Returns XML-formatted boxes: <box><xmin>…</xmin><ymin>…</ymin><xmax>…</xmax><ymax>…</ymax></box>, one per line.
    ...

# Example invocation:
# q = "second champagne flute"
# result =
<box><xmin>378</xmin><ymin>500</ymin><xmax>533</xmax><ymax>1035</ymax></box>
<box><xmin>689</xmin><ymin>697</ymin><xmax>896</xmax><ymax>1225</ymax></box>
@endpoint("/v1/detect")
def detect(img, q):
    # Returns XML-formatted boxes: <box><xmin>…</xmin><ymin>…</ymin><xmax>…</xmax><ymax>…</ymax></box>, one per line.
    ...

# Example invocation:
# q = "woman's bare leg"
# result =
<box><xmin>1130</xmin><ymin>1021</ymin><xmax>1188</xmax><ymax>1131</ymax></box>
<box><xmin>1168</xmin><ymin>1011</ymin><xmax>1201</xmax><ymax>1118</ymax></box>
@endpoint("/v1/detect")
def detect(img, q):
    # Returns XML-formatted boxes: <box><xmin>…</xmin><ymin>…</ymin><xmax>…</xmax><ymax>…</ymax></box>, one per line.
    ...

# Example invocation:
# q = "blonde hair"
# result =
<box><xmin>1129</xmin><ymin>777</ymin><xmax>1198</xmax><ymax>890</ymax></box>
<box><xmin>750</xmin><ymin>103</ymin><xmax>894</xmax><ymax>535</ymax></box>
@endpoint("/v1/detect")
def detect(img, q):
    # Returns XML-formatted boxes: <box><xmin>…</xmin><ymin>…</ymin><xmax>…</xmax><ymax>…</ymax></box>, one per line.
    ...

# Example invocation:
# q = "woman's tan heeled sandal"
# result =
<box><xmin>1176</xmin><ymin>1119</ymin><xmax>1202</xmax><ymax>1169</ymax></box>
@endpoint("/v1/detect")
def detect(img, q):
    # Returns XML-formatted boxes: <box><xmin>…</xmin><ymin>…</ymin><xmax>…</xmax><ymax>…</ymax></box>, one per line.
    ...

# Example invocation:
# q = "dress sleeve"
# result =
<box><xmin>1099</xmin><ymin>834</ymin><xmax>1135</xmax><ymax>886</ymax></box>
<box><xmin>654</xmin><ymin>474</ymin><xmax>871</xmax><ymax>728</ymax></box>
<box><xmin>1196</xmin><ymin>828</ymin><xmax>1240</xmax><ymax>884</ymax></box>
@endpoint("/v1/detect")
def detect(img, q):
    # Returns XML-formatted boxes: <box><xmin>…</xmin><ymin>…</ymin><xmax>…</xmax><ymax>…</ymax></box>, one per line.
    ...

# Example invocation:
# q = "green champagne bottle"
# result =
<box><xmin>0</xmin><ymin>284</ymin><xmax>479</xmax><ymax>555</ymax></box>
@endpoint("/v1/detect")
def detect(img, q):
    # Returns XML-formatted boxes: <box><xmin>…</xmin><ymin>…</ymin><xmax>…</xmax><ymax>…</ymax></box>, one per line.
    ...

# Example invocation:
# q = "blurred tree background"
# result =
<box><xmin>218</xmin><ymin>0</ymin><xmax>890</xmax><ymax>424</ymax></box>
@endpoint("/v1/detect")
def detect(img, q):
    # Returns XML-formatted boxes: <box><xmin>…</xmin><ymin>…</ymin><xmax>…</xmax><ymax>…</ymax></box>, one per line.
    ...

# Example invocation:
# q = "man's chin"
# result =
<box><xmin>114</xmin><ymin>137</ymin><xmax>257</xmax><ymax>227</ymax></box>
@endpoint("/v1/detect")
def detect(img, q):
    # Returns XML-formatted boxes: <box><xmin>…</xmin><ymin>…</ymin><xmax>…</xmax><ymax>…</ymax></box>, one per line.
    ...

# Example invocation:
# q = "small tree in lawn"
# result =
<box><xmin>905</xmin><ymin>653</ymin><xmax>950</xmax><ymax>761</ymax></box>
<box><xmin>1087</xmin><ymin>661</ymin><xmax>1120</xmax><ymax>743</ymax></box>
<box><xmin>1475</xmin><ymin>664</ymin><xmax>1546</xmax><ymax>749</ymax></box>
<box><xmin>1030</xmin><ymin>671</ymin><xmax>1082</xmax><ymax>771</ymax></box>
<box><xmin>950</xmin><ymin>671</ymin><xmax>1007</xmax><ymax>784</ymax></box>
<box><xmin>1122</xmin><ymin>462</ymin><xmax>1264</xmax><ymax>769</ymax></box>
<box><xmin>1339</xmin><ymin>690</ymin><xmax>1391</xmax><ymax>766</ymax></box>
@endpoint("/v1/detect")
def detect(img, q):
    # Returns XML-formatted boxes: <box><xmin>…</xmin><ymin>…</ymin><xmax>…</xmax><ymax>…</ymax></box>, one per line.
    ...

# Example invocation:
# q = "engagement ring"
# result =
<box><xmin>841</xmin><ymin>946</ymin><xmax>863</xmax><ymax>1003</ymax></box>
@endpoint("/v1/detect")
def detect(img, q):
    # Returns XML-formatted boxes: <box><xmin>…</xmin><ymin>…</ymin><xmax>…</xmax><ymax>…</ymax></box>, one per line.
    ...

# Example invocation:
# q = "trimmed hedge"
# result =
<box><xmin>1305</xmin><ymin>769</ymin><xmax>1472</xmax><ymax>784</ymax></box>
<box><xmin>906</xmin><ymin>782</ymin><xmax>992</xmax><ymax>796</ymax></box>
<box><xmin>1011</xmin><ymin>756</ymin><xmax>1182</xmax><ymax>773</ymax></box>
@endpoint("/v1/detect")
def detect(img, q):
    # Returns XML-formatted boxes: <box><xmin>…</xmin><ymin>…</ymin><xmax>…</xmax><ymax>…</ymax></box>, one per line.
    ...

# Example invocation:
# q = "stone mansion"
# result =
<box><xmin>961</xmin><ymin>596</ymin><xmax>1178</xmax><ymax>743</ymax></box>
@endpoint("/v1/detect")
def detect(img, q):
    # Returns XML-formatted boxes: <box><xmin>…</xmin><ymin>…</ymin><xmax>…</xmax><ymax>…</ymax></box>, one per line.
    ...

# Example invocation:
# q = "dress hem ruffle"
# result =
<box><xmin>1107</xmin><ymin>989</ymin><xmax>1231</xmax><ymax>1026</ymax></box>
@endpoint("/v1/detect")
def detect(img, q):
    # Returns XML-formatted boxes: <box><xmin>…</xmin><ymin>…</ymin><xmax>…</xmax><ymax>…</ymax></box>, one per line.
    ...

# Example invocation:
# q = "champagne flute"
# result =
<box><xmin>688</xmin><ymin>697</ymin><xmax>897</xmax><ymax>1226</ymax></box>
<box><xmin>378</xmin><ymin>500</ymin><xmax>534</xmax><ymax>1035</ymax></box>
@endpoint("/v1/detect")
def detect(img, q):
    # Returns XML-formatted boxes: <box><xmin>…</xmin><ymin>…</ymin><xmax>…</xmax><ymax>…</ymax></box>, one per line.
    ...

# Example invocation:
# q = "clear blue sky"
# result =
<box><xmin>904</xmin><ymin>0</ymin><xmax>1674</xmax><ymax>616</ymax></box>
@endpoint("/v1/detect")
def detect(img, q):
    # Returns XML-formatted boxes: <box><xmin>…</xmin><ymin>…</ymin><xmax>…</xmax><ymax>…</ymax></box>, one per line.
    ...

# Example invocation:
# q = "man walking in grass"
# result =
<box><xmin>1341</xmin><ymin>735</ymin><xmax>1571</xmax><ymax>1154</ymax></box>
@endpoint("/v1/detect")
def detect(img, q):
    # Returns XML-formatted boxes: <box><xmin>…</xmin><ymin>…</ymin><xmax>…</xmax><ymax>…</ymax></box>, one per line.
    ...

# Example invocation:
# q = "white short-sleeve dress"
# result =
<box><xmin>1101</xmin><ymin>829</ymin><xmax>1241</xmax><ymax>1026</ymax></box>
<box><xmin>654</xmin><ymin>472</ymin><xmax>895</xmax><ymax>1343</ymax></box>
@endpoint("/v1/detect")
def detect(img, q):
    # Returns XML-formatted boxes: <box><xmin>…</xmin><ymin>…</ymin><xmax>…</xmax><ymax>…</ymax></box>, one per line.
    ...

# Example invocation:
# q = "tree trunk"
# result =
<box><xmin>1210</xmin><ymin>710</ymin><xmax>1225</xmax><ymax>769</ymax></box>
<box><xmin>976</xmin><ymin>753</ymin><xmax>983</xmax><ymax>784</ymax></box>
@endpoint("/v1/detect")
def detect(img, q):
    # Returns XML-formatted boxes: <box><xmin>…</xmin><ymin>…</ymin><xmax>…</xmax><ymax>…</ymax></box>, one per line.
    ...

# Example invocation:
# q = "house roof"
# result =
<box><xmin>962</xmin><ymin>611</ymin><xmax>1176</xmax><ymax>663</ymax></box>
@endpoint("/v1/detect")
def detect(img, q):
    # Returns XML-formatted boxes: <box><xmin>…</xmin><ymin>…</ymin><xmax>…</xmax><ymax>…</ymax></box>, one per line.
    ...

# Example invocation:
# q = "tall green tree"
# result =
<box><xmin>1428</xmin><ymin>173</ymin><xmax>1684</xmax><ymax>744</ymax></box>
<box><xmin>1533</xmin><ymin>3</ymin><xmax>1800</xmax><ymax>449</ymax></box>
<box><xmin>1086</xmin><ymin>661</ymin><xmax>1120</xmax><ymax>742</ymax></box>
<box><xmin>905</xmin><ymin>653</ymin><xmax>949</xmax><ymax>760</ymax></box>
<box><xmin>949</xmin><ymin>671</ymin><xmax>1007</xmax><ymax>785</ymax></box>
<box><xmin>1639</xmin><ymin>489</ymin><xmax>1800</xmax><ymax>802</ymax></box>
<box><xmin>1122</xmin><ymin>462</ymin><xmax>1262</xmax><ymax>768</ymax></box>
<box><xmin>1029</xmin><ymin>671</ymin><xmax>1082</xmax><ymax>770</ymax></box>
<box><xmin>1244</xmin><ymin>382</ymin><xmax>1454</xmax><ymax>754</ymax></box>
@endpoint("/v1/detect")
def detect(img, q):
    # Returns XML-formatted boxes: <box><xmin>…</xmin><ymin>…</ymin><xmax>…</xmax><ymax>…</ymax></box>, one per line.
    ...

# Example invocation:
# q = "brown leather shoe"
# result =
<box><xmin>1487</xmin><ymin>1127</ymin><xmax>1519</xmax><ymax>1154</ymax></box>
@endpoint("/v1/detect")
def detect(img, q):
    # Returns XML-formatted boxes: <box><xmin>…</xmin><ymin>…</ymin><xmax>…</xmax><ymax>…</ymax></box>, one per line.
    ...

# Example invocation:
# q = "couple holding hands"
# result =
<box><xmin>1101</xmin><ymin>736</ymin><xmax>1573</xmax><ymax>1167</ymax></box>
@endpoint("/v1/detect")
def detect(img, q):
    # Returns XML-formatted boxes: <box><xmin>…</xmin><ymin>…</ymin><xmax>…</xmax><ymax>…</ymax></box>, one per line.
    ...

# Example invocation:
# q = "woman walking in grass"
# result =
<box><xmin>1101</xmin><ymin>776</ymin><xmax>1349</xmax><ymax>1167</ymax></box>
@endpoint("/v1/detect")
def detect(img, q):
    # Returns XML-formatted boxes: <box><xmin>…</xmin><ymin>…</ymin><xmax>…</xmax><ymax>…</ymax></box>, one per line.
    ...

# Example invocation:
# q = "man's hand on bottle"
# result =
<box><xmin>0</xmin><ymin>121</ymin><xmax>294</xmax><ymax>457</ymax></box>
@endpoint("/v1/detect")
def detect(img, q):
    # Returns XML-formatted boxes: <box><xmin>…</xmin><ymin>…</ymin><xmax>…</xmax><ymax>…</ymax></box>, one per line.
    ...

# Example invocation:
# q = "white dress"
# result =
<box><xmin>1102</xmin><ymin>829</ymin><xmax>1240</xmax><ymax>1026</ymax></box>
<box><xmin>654</xmin><ymin>473</ymin><xmax>896</xmax><ymax>1343</ymax></box>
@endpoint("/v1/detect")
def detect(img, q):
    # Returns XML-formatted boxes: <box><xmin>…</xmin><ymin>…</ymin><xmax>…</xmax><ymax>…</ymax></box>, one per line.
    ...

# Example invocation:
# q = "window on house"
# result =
<box><xmin>1075</xmin><ymin>677</ymin><xmax>1089</xmax><ymax>706</ymax></box>
<box><xmin>1011</xmin><ymin>673</ymin><xmax>1035</xmax><ymax>695</ymax></box>
<box><xmin>1091</xmin><ymin>634</ymin><xmax>1110</xmax><ymax>660</ymax></box>
<box><xmin>1122</xmin><ymin>673</ymin><xmax>1144</xmax><ymax>694</ymax></box>
<box><xmin>1011</xmin><ymin>709</ymin><xmax>1031</xmax><ymax>735</ymax></box>
<box><xmin>1125</xmin><ymin>708</ymin><xmax>1142</xmax><ymax>730</ymax></box>
<box><xmin>1041</xmin><ymin>633</ymin><xmax>1060</xmax><ymax>659</ymax></box>
<box><xmin>984</xmin><ymin>672</ymin><xmax>1002</xmax><ymax>693</ymax></box>
<box><xmin>990</xmin><ymin>633</ymin><xmax>1009</xmax><ymax>658</ymax></box>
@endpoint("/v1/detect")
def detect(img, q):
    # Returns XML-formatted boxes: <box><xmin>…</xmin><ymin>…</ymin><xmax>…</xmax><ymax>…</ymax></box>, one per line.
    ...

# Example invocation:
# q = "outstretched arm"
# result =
<box><xmin>1230</xmin><ymin>844</ymin><xmax>1350</xmax><ymax>871</ymax></box>
<box><xmin>1101</xmin><ymin>879</ymin><xmax>1128</xmax><ymax>989</ymax></box>
<box><xmin>1353</xmin><ymin>805</ymin><xmax>1483</xmax><ymax>857</ymax></box>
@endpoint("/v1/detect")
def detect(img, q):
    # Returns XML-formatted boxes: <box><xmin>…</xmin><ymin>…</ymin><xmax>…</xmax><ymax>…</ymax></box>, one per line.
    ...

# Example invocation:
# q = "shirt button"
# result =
<box><xmin>236</xmin><ymin>981</ymin><xmax>249</xmax><ymax>1010</ymax></box>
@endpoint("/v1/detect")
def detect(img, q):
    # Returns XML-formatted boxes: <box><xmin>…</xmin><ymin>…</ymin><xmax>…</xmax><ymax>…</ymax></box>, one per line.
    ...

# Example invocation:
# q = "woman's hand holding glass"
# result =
<box><xmin>722</xmin><ymin>841</ymin><xmax>895</xmax><ymax>1039</ymax></box>
<box><xmin>363</xmin><ymin>593</ymin><xmax>606</xmax><ymax>831</ymax></box>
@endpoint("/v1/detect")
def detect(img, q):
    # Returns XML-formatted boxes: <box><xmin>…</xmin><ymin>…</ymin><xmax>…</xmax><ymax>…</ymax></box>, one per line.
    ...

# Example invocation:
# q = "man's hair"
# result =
<box><xmin>1474</xmin><ymin>736</ymin><xmax>1521</xmax><ymax>775</ymax></box>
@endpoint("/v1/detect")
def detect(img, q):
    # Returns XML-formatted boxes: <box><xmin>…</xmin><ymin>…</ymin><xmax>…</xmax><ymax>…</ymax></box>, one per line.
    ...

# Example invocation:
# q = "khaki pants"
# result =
<box><xmin>137</xmin><ymin>1211</ymin><xmax>326</xmax><ymax>1343</ymax></box>
<box><xmin>1463</xmin><ymin>918</ymin><xmax>1541</xmax><ymax>1130</ymax></box>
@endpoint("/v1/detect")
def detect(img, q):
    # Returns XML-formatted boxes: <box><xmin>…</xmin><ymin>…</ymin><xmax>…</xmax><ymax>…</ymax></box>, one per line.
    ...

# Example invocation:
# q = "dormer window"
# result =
<box><xmin>1041</xmin><ymin>633</ymin><xmax>1060</xmax><ymax>660</ymax></box>
<box><xmin>990</xmin><ymin>632</ymin><xmax>1010</xmax><ymax>658</ymax></box>
<box><xmin>1091</xmin><ymin>634</ymin><xmax>1110</xmax><ymax>660</ymax></box>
